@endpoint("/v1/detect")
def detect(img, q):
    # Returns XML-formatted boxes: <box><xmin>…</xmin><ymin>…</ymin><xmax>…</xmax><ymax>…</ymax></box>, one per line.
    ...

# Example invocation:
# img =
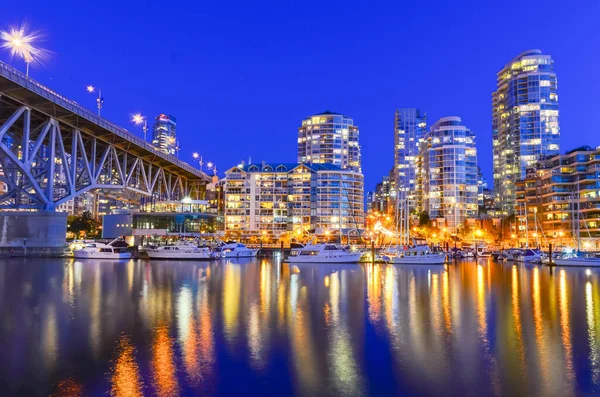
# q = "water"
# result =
<box><xmin>0</xmin><ymin>257</ymin><xmax>599</xmax><ymax>396</ymax></box>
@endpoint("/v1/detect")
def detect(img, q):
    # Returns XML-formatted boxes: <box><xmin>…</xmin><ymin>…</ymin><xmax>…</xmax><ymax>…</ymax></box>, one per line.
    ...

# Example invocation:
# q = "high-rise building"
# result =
<box><xmin>394</xmin><ymin>108</ymin><xmax>427</xmax><ymax>211</ymax></box>
<box><xmin>492</xmin><ymin>50</ymin><xmax>560</xmax><ymax>215</ymax></box>
<box><xmin>418</xmin><ymin>117</ymin><xmax>478</xmax><ymax>232</ymax></box>
<box><xmin>298</xmin><ymin>111</ymin><xmax>361</xmax><ymax>172</ymax></box>
<box><xmin>223</xmin><ymin>162</ymin><xmax>364</xmax><ymax>239</ymax></box>
<box><xmin>152</xmin><ymin>114</ymin><xmax>177</xmax><ymax>155</ymax></box>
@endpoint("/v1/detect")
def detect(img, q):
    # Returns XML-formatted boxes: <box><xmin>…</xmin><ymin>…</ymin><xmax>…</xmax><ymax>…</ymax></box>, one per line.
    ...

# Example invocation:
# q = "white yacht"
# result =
<box><xmin>383</xmin><ymin>241</ymin><xmax>446</xmax><ymax>265</ymax></box>
<box><xmin>287</xmin><ymin>243</ymin><xmax>363</xmax><ymax>263</ymax></box>
<box><xmin>73</xmin><ymin>238</ymin><xmax>131</xmax><ymax>260</ymax></box>
<box><xmin>211</xmin><ymin>242</ymin><xmax>259</xmax><ymax>259</ymax></box>
<box><xmin>146</xmin><ymin>240</ymin><xmax>211</xmax><ymax>260</ymax></box>
<box><xmin>554</xmin><ymin>252</ymin><xmax>600</xmax><ymax>267</ymax></box>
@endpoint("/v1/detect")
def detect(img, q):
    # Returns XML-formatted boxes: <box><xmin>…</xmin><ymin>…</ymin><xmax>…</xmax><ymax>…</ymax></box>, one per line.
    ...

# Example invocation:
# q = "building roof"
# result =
<box><xmin>226</xmin><ymin>162</ymin><xmax>344</xmax><ymax>174</ymax></box>
<box><xmin>315</xmin><ymin>110</ymin><xmax>342</xmax><ymax>116</ymax></box>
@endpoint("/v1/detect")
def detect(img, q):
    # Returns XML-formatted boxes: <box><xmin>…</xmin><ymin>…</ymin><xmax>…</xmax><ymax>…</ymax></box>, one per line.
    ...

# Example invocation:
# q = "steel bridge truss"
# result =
<box><xmin>0</xmin><ymin>103</ymin><xmax>199</xmax><ymax>210</ymax></box>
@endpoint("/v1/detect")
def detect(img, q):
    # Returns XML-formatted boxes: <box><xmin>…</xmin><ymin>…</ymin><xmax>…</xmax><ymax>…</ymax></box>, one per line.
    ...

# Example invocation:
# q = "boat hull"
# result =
<box><xmin>554</xmin><ymin>258</ymin><xmax>600</xmax><ymax>267</ymax></box>
<box><xmin>146</xmin><ymin>251</ymin><xmax>211</xmax><ymax>260</ymax></box>
<box><xmin>388</xmin><ymin>255</ymin><xmax>446</xmax><ymax>265</ymax></box>
<box><xmin>219</xmin><ymin>250</ymin><xmax>259</xmax><ymax>259</ymax></box>
<box><xmin>288</xmin><ymin>253</ymin><xmax>363</xmax><ymax>264</ymax></box>
<box><xmin>73</xmin><ymin>251</ymin><xmax>131</xmax><ymax>260</ymax></box>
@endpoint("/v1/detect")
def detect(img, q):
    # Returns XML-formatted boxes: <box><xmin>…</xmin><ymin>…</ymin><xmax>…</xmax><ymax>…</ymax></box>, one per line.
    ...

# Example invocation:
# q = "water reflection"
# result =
<box><xmin>0</xmin><ymin>258</ymin><xmax>600</xmax><ymax>395</ymax></box>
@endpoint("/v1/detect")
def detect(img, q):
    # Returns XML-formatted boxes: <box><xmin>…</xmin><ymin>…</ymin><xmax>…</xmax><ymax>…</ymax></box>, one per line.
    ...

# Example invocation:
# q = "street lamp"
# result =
<box><xmin>1</xmin><ymin>24</ymin><xmax>47</xmax><ymax>78</ymax></box>
<box><xmin>192</xmin><ymin>152</ymin><xmax>204</xmax><ymax>171</ymax></box>
<box><xmin>86</xmin><ymin>85</ymin><xmax>103</xmax><ymax>117</ymax></box>
<box><xmin>132</xmin><ymin>113</ymin><xmax>148</xmax><ymax>141</ymax></box>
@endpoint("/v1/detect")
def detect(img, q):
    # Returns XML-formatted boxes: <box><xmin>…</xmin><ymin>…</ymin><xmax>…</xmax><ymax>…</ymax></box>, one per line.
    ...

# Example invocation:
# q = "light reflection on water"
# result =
<box><xmin>0</xmin><ymin>257</ymin><xmax>599</xmax><ymax>396</ymax></box>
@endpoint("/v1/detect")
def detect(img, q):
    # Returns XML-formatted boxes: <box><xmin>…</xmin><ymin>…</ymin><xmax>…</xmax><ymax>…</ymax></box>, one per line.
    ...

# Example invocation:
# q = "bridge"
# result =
<box><xmin>0</xmin><ymin>60</ymin><xmax>210</xmax><ymax>211</ymax></box>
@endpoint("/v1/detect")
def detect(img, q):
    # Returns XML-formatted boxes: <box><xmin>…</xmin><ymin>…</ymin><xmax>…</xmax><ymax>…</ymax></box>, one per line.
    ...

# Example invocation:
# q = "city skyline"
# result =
<box><xmin>1</xmin><ymin>1</ymin><xmax>598</xmax><ymax>193</ymax></box>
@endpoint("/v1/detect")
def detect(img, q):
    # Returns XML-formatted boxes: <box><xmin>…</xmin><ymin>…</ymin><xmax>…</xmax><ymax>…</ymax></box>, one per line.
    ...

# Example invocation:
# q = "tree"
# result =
<box><xmin>67</xmin><ymin>211</ymin><xmax>100</xmax><ymax>238</ymax></box>
<box><xmin>418</xmin><ymin>211</ymin><xmax>431</xmax><ymax>227</ymax></box>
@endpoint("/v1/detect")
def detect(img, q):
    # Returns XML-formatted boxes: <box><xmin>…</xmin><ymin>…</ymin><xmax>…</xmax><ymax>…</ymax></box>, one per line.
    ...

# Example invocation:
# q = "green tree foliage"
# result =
<box><xmin>67</xmin><ymin>211</ymin><xmax>100</xmax><ymax>238</ymax></box>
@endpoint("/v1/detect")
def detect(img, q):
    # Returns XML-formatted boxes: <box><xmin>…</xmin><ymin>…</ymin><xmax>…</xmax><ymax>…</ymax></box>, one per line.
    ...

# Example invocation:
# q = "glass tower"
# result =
<box><xmin>298</xmin><ymin>111</ymin><xmax>361</xmax><ymax>172</ymax></box>
<box><xmin>394</xmin><ymin>108</ymin><xmax>427</xmax><ymax>211</ymax></box>
<box><xmin>421</xmin><ymin>117</ymin><xmax>478</xmax><ymax>232</ymax></box>
<box><xmin>152</xmin><ymin>114</ymin><xmax>177</xmax><ymax>155</ymax></box>
<box><xmin>492</xmin><ymin>49</ymin><xmax>560</xmax><ymax>215</ymax></box>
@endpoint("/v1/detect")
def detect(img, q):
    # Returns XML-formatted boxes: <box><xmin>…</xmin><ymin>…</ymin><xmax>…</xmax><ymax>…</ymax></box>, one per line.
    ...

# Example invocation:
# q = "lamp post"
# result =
<box><xmin>193</xmin><ymin>152</ymin><xmax>204</xmax><ymax>171</ymax></box>
<box><xmin>86</xmin><ymin>85</ymin><xmax>103</xmax><ymax>116</ymax></box>
<box><xmin>132</xmin><ymin>113</ymin><xmax>148</xmax><ymax>141</ymax></box>
<box><xmin>1</xmin><ymin>24</ymin><xmax>47</xmax><ymax>79</ymax></box>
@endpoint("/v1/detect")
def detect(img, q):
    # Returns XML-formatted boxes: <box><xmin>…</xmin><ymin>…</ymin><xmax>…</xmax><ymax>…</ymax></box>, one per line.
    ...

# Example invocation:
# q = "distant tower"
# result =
<box><xmin>394</xmin><ymin>108</ymin><xmax>427</xmax><ymax>211</ymax></box>
<box><xmin>492</xmin><ymin>50</ymin><xmax>560</xmax><ymax>214</ymax></box>
<box><xmin>152</xmin><ymin>114</ymin><xmax>177</xmax><ymax>155</ymax></box>
<box><xmin>297</xmin><ymin>111</ymin><xmax>361</xmax><ymax>172</ymax></box>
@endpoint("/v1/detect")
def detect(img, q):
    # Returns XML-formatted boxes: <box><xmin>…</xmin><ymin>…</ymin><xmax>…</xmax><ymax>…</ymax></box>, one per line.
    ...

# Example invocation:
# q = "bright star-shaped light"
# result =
<box><xmin>192</xmin><ymin>152</ymin><xmax>199</xmax><ymax>159</ymax></box>
<box><xmin>86</xmin><ymin>85</ymin><xmax>95</xmax><ymax>93</ymax></box>
<box><xmin>132</xmin><ymin>113</ymin><xmax>144</xmax><ymax>124</ymax></box>
<box><xmin>1</xmin><ymin>23</ymin><xmax>48</xmax><ymax>66</ymax></box>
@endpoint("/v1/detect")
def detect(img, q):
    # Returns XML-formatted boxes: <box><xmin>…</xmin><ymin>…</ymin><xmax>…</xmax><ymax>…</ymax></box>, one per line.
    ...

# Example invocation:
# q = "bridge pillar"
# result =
<box><xmin>0</xmin><ymin>211</ymin><xmax>67</xmax><ymax>256</ymax></box>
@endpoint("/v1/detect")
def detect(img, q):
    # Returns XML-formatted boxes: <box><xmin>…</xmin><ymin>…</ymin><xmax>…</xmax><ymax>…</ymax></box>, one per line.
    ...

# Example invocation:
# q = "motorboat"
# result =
<box><xmin>383</xmin><ymin>240</ymin><xmax>446</xmax><ymax>265</ymax></box>
<box><xmin>211</xmin><ymin>242</ymin><xmax>259</xmax><ymax>259</ymax></box>
<box><xmin>146</xmin><ymin>240</ymin><xmax>211</xmax><ymax>260</ymax></box>
<box><xmin>516</xmin><ymin>249</ymin><xmax>543</xmax><ymax>263</ymax></box>
<box><xmin>287</xmin><ymin>243</ymin><xmax>363</xmax><ymax>263</ymax></box>
<box><xmin>73</xmin><ymin>238</ymin><xmax>131</xmax><ymax>260</ymax></box>
<box><xmin>475</xmin><ymin>245</ymin><xmax>492</xmax><ymax>257</ymax></box>
<box><xmin>554</xmin><ymin>251</ymin><xmax>600</xmax><ymax>267</ymax></box>
<box><xmin>501</xmin><ymin>249</ymin><xmax>523</xmax><ymax>262</ymax></box>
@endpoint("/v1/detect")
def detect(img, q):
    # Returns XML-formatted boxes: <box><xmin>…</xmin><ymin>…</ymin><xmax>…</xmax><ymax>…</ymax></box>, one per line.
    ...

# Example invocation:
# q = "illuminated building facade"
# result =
<box><xmin>224</xmin><ymin>162</ymin><xmax>364</xmax><ymax>239</ymax></box>
<box><xmin>492</xmin><ymin>50</ymin><xmax>560</xmax><ymax>215</ymax></box>
<box><xmin>298</xmin><ymin>111</ymin><xmax>361</xmax><ymax>172</ymax></box>
<box><xmin>419</xmin><ymin>117</ymin><xmax>478</xmax><ymax>232</ymax></box>
<box><xmin>515</xmin><ymin>146</ymin><xmax>600</xmax><ymax>248</ymax></box>
<box><xmin>152</xmin><ymin>114</ymin><xmax>177</xmax><ymax>155</ymax></box>
<box><xmin>394</xmin><ymin>108</ymin><xmax>426</xmax><ymax>211</ymax></box>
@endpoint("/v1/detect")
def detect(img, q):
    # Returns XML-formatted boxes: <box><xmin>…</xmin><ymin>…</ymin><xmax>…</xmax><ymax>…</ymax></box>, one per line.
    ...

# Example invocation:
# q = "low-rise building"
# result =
<box><xmin>223</xmin><ymin>162</ymin><xmax>364</xmax><ymax>240</ymax></box>
<box><xmin>516</xmin><ymin>146</ymin><xmax>600</xmax><ymax>249</ymax></box>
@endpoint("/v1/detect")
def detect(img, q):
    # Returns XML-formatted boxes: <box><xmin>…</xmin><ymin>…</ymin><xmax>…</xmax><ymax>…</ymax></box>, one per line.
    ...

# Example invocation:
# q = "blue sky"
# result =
<box><xmin>2</xmin><ymin>0</ymin><xmax>599</xmax><ymax>192</ymax></box>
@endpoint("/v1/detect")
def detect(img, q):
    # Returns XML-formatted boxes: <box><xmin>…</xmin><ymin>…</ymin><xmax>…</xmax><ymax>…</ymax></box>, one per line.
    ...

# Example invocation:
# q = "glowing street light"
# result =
<box><xmin>86</xmin><ymin>85</ymin><xmax>103</xmax><ymax>117</ymax></box>
<box><xmin>132</xmin><ymin>113</ymin><xmax>148</xmax><ymax>141</ymax></box>
<box><xmin>1</xmin><ymin>23</ymin><xmax>48</xmax><ymax>78</ymax></box>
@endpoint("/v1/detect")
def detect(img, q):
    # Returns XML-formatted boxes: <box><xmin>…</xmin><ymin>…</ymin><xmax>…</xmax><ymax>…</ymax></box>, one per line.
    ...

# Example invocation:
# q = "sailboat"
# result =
<box><xmin>383</xmin><ymin>185</ymin><xmax>446</xmax><ymax>265</ymax></box>
<box><xmin>554</xmin><ymin>189</ymin><xmax>600</xmax><ymax>267</ymax></box>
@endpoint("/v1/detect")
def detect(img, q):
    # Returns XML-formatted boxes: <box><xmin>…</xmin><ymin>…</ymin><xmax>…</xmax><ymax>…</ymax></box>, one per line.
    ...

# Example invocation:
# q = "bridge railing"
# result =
<box><xmin>0</xmin><ymin>60</ymin><xmax>205</xmax><ymax>179</ymax></box>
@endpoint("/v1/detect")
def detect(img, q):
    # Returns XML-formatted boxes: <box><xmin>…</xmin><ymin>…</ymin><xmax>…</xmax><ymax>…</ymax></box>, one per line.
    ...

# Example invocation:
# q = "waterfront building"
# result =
<box><xmin>102</xmin><ymin>199</ymin><xmax>222</xmax><ymax>244</ymax></box>
<box><xmin>298</xmin><ymin>111</ymin><xmax>361</xmax><ymax>172</ymax></box>
<box><xmin>152</xmin><ymin>114</ymin><xmax>177</xmax><ymax>155</ymax></box>
<box><xmin>418</xmin><ymin>117</ymin><xmax>478</xmax><ymax>232</ymax></box>
<box><xmin>394</xmin><ymin>108</ymin><xmax>427</xmax><ymax>211</ymax></box>
<box><xmin>223</xmin><ymin>162</ymin><xmax>364</xmax><ymax>239</ymax></box>
<box><xmin>492</xmin><ymin>50</ymin><xmax>560</xmax><ymax>215</ymax></box>
<box><xmin>515</xmin><ymin>146</ymin><xmax>600</xmax><ymax>249</ymax></box>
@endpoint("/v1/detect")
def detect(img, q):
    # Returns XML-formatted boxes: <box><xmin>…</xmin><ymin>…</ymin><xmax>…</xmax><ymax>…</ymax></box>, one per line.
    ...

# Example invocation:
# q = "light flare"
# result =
<box><xmin>1</xmin><ymin>23</ymin><xmax>49</xmax><ymax>66</ymax></box>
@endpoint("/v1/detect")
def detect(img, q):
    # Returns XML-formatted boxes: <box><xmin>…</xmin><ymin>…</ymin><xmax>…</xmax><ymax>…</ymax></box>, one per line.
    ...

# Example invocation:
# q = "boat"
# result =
<box><xmin>516</xmin><ymin>249</ymin><xmax>543</xmax><ymax>263</ymax></box>
<box><xmin>383</xmin><ymin>239</ymin><xmax>446</xmax><ymax>265</ymax></box>
<box><xmin>211</xmin><ymin>241</ymin><xmax>259</xmax><ymax>259</ymax></box>
<box><xmin>146</xmin><ymin>240</ymin><xmax>211</xmax><ymax>260</ymax></box>
<box><xmin>554</xmin><ymin>251</ymin><xmax>600</xmax><ymax>267</ymax></box>
<box><xmin>475</xmin><ymin>245</ymin><xmax>492</xmax><ymax>257</ymax></box>
<box><xmin>287</xmin><ymin>243</ymin><xmax>363</xmax><ymax>263</ymax></box>
<box><xmin>501</xmin><ymin>249</ymin><xmax>523</xmax><ymax>262</ymax></box>
<box><xmin>73</xmin><ymin>238</ymin><xmax>131</xmax><ymax>259</ymax></box>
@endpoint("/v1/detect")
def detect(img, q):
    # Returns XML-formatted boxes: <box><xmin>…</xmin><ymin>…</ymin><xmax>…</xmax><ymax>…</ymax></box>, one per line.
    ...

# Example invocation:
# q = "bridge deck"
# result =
<box><xmin>0</xmin><ymin>61</ymin><xmax>208</xmax><ymax>182</ymax></box>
